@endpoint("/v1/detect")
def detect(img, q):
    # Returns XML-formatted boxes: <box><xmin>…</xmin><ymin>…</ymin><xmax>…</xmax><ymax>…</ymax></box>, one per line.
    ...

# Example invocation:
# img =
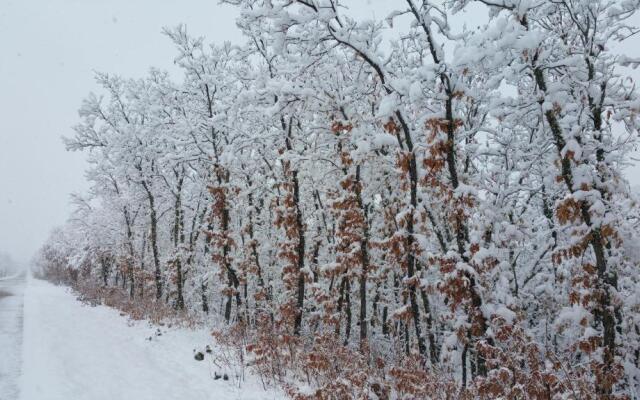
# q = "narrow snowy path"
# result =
<box><xmin>19</xmin><ymin>278</ymin><xmax>283</xmax><ymax>400</ymax></box>
<box><xmin>0</xmin><ymin>273</ymin><xmax>25</xmax><ymax>400</ymax></box>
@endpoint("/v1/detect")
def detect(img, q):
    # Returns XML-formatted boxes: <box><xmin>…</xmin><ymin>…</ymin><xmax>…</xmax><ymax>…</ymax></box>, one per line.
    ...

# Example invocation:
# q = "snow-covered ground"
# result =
<box><xmin>0</xmin><ymin>273</ymin><xmax>25</xmax><ymax>399</ymax></box>
<box><xmin>12</xmin><ymin>278</ymin><xmax>284</xmax><ymax>400</ymax></box>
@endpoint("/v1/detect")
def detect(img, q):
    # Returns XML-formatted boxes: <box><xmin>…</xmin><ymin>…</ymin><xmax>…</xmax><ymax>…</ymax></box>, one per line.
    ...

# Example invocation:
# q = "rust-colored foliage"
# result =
<box><xmin>383</xmin><ymin>118</ymin><xmax>400</xmax><ymax>135</ymax></box>
<box><xmin>556</xmin><ymin>197</ymin><xmax>582</xmax><ymax>225</ymax></box>
<box><xmin>330</xmin><ymin>120</ymin><xmax>353</xmax><ymax>135</ymax></box>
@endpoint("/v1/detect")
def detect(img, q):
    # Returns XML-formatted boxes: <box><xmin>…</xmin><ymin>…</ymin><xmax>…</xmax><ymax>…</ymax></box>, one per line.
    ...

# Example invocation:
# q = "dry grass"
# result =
<box><xmin>72</xmin><ymin>281</ymin><xmax>200</xmax><ymax>328</ymax></box>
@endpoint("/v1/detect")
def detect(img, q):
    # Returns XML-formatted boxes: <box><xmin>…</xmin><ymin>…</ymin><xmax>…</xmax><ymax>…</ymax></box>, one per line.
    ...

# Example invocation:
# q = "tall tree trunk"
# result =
<box><xmin>201</xmin><ymin>280</ymin><xmax>209</xmax><ymax>314</ymax></box>
<box><xmin>292</xmin><ymin>169</ymin><xmax>305</xmax><ymax>336</ymax></box>
<box><xmin>344</xmin><ymin>278</ymin><xmax>352</xmax><ymax>346</ymax></box>
<box><xmin>355</xmin><ymin>166</ymin><xmax>370</xmax><ymax>349</ymax></box>
<box><xmin>139</xmin><ymin>232</ymin><xmax>147</xmax><ymax>299</ymax></box>
<box><xmin>173</xmin><ymin>171</ymin><xmax>185</xmax><ymax>310</ymax></box>
<box><xmin>142</xmin><ymin>181</ymin><xmax>162</xmax><ymax>300</ymax></box>
<box><xmin>100</xmin><ymin>255</ymin><xmax>109</xmax><ymax>287</ymax></box>
<box><xmin>281</xmin><ymin>116</ymin><xmax>306</xmax><ymax>336</ymax></box>
<box><xmin>123</xmin><ymin>207</ymin><xmax>135</xmax><ymax>299</ymax></box>
<box><xmin>214</xmin><ymin>168</ymin><xmax>241</xmax><ymax>324</ymax></box>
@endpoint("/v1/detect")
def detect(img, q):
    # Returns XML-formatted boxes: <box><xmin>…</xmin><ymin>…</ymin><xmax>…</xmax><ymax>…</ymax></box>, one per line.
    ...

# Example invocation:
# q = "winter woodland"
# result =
<box><xmin>35</xmin><ymin>0</ymin><xmax>640</xmax><ymax>398</ymax></box>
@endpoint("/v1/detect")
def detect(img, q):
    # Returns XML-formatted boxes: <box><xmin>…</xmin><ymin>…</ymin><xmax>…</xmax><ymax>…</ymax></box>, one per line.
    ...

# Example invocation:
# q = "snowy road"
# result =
<box><xmin>0</xmin><ymin>273</ymin><xmax>25</xmax><ymax>400</ymax></box>
<box><xmin>2</xmin><ymin>278</ymin><xmax>283</xmax><ymax>400</ymax></box>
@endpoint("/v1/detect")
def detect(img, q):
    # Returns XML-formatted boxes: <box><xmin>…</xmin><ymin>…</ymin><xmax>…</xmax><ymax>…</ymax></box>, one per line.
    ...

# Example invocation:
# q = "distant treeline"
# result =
<box><xmin>0</xmin><ymin>252</ymin><xmax>18</xmax><ymax>277</ymax></box>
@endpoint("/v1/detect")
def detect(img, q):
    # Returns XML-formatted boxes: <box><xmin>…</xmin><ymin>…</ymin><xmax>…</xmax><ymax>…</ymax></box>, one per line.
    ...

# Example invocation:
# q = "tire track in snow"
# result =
<box><xmin>0</xmin><ymin>273</ymin><xmax>25</xmax><ymax>400</ymax></box>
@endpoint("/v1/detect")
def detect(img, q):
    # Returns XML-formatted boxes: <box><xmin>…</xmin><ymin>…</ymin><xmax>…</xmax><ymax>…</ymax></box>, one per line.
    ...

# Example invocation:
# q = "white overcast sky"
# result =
<box><xmin>0</xmin><ymin>1</ymin><xmax>638</xmax><ymax>263</ymax></box>
<box><xmin>0</xmin><ymin>0</ymin><xmax>244</xmax><ymax>262</ymax></box>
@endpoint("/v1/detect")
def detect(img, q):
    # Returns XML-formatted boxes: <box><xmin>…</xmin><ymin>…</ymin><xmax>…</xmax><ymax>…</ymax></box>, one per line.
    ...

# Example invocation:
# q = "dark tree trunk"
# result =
<box><xmin>355</xmin><ymin>166</ymin><xmax>369</xmax><ymax>349</ymax></box>
<box><xmin>139</xmin><ymin>232</ymin><xmax>146</xmax><ymax>299</ymax></box>
<box><xmin>142</xmin><ymin>181</ymin><xmax>162</xmax><ymax>300</ymax></box>
<box><xmin>281</xmin><ymin>116</ymin><xmax>306</xmax><ymax>336</ymax></box>
<box><xmin>173</xmin><ymin>171</ymin><xmax>185</xmax><ymax>310</ymax></box>
<box><xmin>201</xmin><ymin>281</ymin><xmax>209</xmax><ymax>314</ymax></box>
<box><xmin>344</xmin><ymin>278</ymin><xmax>352</xmax><ymax>345</ymax></box>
